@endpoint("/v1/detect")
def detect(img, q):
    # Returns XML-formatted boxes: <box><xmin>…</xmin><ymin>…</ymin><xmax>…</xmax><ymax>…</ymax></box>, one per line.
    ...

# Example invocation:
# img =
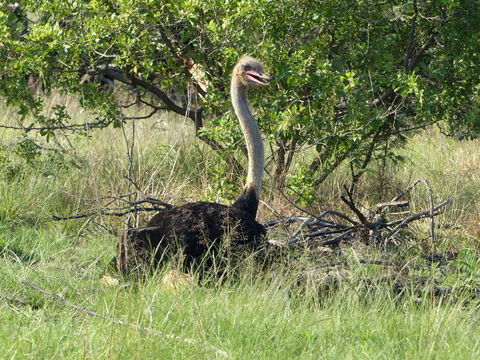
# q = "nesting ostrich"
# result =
<box><xmin>116</xmin><ymin>56</ymin><xmax>270</xmax><ymax>273</ymax></box>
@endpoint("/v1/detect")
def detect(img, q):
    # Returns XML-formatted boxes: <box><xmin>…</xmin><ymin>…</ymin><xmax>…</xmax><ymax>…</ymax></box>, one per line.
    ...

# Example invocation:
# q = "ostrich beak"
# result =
<box><xmin>245</xmin><ymin>70</ymin><xmax>271</xmax><ymax>86</ymax></box>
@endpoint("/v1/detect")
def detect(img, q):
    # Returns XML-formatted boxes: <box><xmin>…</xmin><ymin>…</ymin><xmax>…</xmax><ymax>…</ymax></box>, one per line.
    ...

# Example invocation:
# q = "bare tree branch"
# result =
<box><xmin>385</xmin><ymin>198</ymin><xmax>451</xmax><ymax>239</ymax></box>
<box><xmin>52</xmin><ymin>198</ymin><xmax>173</xmax><ymax>221</ymax></box>
<box><xmin>0</xmin><ymin>121</ymin><xmax>108</xmax><ymax>132</ymax></box>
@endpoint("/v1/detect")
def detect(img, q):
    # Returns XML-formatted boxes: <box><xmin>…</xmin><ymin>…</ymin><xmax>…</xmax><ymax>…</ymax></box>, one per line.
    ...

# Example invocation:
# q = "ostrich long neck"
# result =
<box><xmin>231</xmin><ymin>78</ymin><xmax>264</xmax><ymax>217</ymax></box>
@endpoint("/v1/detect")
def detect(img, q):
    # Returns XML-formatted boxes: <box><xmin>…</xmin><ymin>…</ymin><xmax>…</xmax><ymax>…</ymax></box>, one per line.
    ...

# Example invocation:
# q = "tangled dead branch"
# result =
<box><xmin>265</xmin><ymin>179</ymin><xmax>452</xmax><ymax>248</ymax></box>
<box><xmin>52</xmin><ymin>196</ymin><xmax>173</xmax><ymax>221</ymax></box>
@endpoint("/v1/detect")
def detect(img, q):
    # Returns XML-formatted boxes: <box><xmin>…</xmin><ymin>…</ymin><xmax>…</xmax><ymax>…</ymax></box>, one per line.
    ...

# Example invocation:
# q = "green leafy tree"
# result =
<box><xmin>1</xmin><ymin>0</ymin><xmax>479</xmax><ymax>200</ymax></box>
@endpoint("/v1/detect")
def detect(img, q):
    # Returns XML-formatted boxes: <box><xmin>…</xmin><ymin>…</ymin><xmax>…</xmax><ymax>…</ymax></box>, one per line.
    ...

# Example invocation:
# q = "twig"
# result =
<box><xmin>341</xmin><ymin>186</ymin><xmax>370</xmax><ymax>228</ymax></box>
<box><xmin>263</xmin><ymin>215</ymin><xmax>351</xmax><ymax>229</ymax></box>
<box><xmin>304</xmin><ymin>225</ymin><xmax>358</xmax><ymax>239</ymax></box>
<box><xmin>416</xmin><ymin>178</ymin><xmax>436</xmax><ymax>244</ymax></box>
<box><xmin>386</xmin><ymin>178</ymin><xmax>444</xmax><ymax>242</ymax></box>
<box><xmin>52</xmin><ymin>197</ymin><xmax>173</xmax><ymax>221</ymax></box>
<box><xmin>135</xmin><ymin>198</ymin><xmax>174</xmax><ymax>208</ymax></box>
<box><xmin>122</xmin><ymin>120</ymin><xmax>137</xmax><ymax>228</ymax></box>
<box><xmin>259</xmin><ymin>199</ymin><xmax>284</xmax><ymax>225</ymax></box>
<box><xmin>385</xmin><ymin>198</ymin><xmax>451</xmax><ymax>239</ymax></box>
<box><xmin>317</xmin><ymin>228</ymin><xmax>357</xmax><ymax>245</ymax></box>
<box><xmin>290</xmin><ymin>218</ymin><xmax>312</xmax><ymax>241</ymax></box>
<box><xmin>21</xmin><ymin>280</ymin><xmax>228</xmax><ymax>358</ymax></box>
<box><xmin>263</xmin><ymin>216</ymin><xmax>312</xmax><ymax>228</ymax></box>
<box><xmin>52</xmin><ymin>206</ymin><xmax>166</xmax><ymax>221</ymax></box>
<box><xmin>376</xmin><ymin>200</ymin><xmax>409</xmax><ymax>210</ymax></box>
<box><xmin>0</xmin><ymin>121</ymin><xmax>109</xmax><ymax>132</ymax></box>
<box><xmin>316</xmin><ymin>210</ymin><xmax>357</xmax><ymax>226</ymax></box>
<box><xmin>390</xmin><ymin>178</ymin><xmax>427</xmax><ymax>202</ymax></box>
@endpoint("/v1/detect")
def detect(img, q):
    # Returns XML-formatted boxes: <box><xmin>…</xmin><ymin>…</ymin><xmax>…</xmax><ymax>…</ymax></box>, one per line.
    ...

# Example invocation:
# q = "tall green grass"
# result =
<box><xmin>2</xmin><ymin>263</ymin><xmax>480</xmax><ymax>359</ymax></box>
<box><xmin>1</xmin><ymin>98</ymin><xmax>479</xmax><ymax>359</ymax></box>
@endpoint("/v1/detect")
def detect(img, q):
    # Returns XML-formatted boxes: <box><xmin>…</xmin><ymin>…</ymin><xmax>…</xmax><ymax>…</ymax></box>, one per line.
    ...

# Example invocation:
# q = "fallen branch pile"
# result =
<box><xmin>264</xmin><ymin>179</ymin><xmax>451</xmax><ymax>248</ymax></box>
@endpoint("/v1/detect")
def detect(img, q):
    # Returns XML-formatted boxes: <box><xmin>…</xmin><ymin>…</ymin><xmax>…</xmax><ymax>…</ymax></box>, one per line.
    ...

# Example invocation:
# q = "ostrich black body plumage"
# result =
<box><xmin>144</xmin><ymin>201</ymin><xmax>265</xmax><ymax>269</ymax></box>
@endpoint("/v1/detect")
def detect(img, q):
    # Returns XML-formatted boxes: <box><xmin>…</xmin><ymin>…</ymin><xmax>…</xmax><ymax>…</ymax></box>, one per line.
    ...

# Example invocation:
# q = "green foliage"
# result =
<box><xmin>449</xmin><ymin>247</ymin><xmax>479</xmax><ymax>276</ymax></box>
<box><xmin>0</xmin><ymin>0</ymin><xmax>479</xmax><ymax>196</ymax></box>
<box><xmin>15</xmin><ymin>137</ymin><xmax>40</xmax><ymax>162</ymax></box>
<box><xmin>206</xmin><ymin>164</ymin><xmax>240</xmax><ymax>202</ymax></box>
<box><xmin>286</xmin><ymin>162</ymin><xmax>316</xmax><ymax>206</ymax></box>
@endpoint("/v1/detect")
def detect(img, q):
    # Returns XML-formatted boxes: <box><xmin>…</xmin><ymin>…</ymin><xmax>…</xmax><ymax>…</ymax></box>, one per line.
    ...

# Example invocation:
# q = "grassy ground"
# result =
<box><xmin>1</xmin><ymin>99</ymin><xmax>479</xmax><ymax>359</ymax></box>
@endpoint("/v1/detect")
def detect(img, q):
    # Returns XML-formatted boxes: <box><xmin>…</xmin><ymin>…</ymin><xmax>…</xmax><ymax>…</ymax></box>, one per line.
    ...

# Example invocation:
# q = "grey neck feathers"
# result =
<box><xmin>230</xmin><ymin>77</ymin><xmax>264</xmax><ymax>217</ymax></box>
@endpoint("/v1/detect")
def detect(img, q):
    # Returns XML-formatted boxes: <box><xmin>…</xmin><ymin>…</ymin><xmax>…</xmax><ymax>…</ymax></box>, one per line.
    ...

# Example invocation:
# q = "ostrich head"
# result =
<box><xmin>232</xmin><ymin>56</ymin><xmax>270</xmax><ymax>88</ymax></box>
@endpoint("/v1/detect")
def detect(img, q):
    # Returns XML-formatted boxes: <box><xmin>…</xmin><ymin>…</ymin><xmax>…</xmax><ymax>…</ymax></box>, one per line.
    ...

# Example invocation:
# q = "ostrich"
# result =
<box><xmin>117</xmin><ymin>56</ymin><xmax>270</xmax><ymax>273</ymax></box>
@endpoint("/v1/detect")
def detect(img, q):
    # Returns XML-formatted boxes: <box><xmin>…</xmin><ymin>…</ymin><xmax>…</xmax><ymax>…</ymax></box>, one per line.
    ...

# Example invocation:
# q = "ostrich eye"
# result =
<box><xmin>243</xmin><ymin>65</ymin><xmax>252</xmax><ymax>71</ymax></box>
